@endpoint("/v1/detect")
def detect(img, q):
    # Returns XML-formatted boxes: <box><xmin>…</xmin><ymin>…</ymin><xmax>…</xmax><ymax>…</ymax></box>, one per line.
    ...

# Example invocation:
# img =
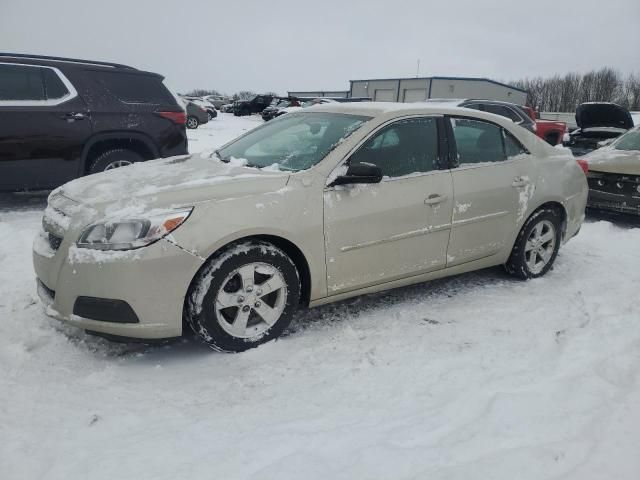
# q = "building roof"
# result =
<box><xmin>349</xmin><ymin>76</ymin><xmax>527</xmax><ymax>94</ymax></box>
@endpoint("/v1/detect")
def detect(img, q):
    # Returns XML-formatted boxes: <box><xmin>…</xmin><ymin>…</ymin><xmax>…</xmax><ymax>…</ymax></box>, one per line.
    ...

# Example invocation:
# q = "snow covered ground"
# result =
<box><xmin>1</xmin><ymin>113</ymin><xmax>640</xmax><ymax>479</ymax></box>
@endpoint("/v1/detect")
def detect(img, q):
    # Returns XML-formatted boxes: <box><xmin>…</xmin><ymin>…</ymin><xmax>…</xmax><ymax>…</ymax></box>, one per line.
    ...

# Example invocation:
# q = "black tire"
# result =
<box><xmin>186</xmin><ymin>116</ymin><xmax>199</xmax><ymax>129</ymax></box>
<box><xmin>186</xmin><ymin>241</ymin><xmax>300</xmax><ymax>352</ymax></box>
<box><xmin>89</xmin><ymin>149</ymin><xmax>143</xmax><ymax>174</ymax></box>
<box><xmin>505</xmin><ymin>208</ymin><xmax>562</xmax><ymax>279</ymax></box>
<box><xmin>208</xmin><ymin>109</ymin><xmax>217</xmax><ymax>120</ymax></box>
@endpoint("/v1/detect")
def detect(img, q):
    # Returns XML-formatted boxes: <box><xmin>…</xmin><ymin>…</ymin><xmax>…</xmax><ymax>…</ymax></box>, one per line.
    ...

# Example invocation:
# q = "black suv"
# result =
<box><xmin>0</xmin><ymin>53</ymin><xmax>188</xmax><ymax>191</ymax></box>
<box><xmin>233</xmin><ymin>94</ymin><xmax>274</xmax><ymax>116</ymax></box>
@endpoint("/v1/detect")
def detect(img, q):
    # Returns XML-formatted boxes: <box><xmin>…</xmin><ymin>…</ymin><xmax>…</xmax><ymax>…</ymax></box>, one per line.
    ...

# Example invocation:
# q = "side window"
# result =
<box><xmin>92</xmin><ymin>71</ymin><xmax>175</xmax><ymax>104</ymax></box>
<box><xmin>0</xmin><ymin>64</ymin><xmax>45</xmax><ymax>101</ymax></box>
<box><xmin>503</xmin><ymin>130</ymin><xmax>527</xmax><ymax>158</ymax></box>
<box><xmin>349</xmin><ymin>117</ymin><xmax>440</xmax><ymax>177</ymax></box>
<box><xmin>484</xmin><ymin>104</ymin><xmax>521</xmax><ymax>122</ymax></box>
<box><xmin>42</xmin><ymin>68</ymin><xmax>69</xmax><ymax>99</ymax></box>
<box><xmin>449</xmin><ymin>117</ymin><xmax>505</xmax><ymax>164</ymax></box>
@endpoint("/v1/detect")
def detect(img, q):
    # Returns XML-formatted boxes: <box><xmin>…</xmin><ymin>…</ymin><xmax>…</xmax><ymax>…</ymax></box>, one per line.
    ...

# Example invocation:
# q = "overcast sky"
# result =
<box><xmin>1</xmin><ymin>0</ymin><xmax>638</xmax><ymax>95</ymax></box>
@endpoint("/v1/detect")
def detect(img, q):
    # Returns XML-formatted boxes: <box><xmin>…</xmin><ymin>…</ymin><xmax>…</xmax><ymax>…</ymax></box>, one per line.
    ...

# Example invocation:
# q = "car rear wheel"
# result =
<box><xmin>89</xmin><ymin>149</ymin><xmax>143</xmax><ymax>174</ymax></box>
<box><xmin>186</xmin><ymin>241</ymin><xmax>300</xmax><ymax>352</ymax></box>
<box><xmin>186</xmin><ymin>116</ymin><xmax>199</xmax><ymax>129</ymax></box>
<box><xmin>505</xmin><ymin>208</ymin><xmax>562</xmax><ymax>279</ymax></box>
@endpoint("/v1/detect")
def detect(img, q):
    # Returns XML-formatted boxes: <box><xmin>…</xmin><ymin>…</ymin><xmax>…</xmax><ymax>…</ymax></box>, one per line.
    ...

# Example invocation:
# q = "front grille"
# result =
<box><xmin>48</xmin><ymin>232</ymin><xmax>63</xmax><ymax>251</ymax></box>
<box><xmin>588</xmin><ymin>172</ymin><xmax>640</xmax><ymax>197</ymax></box>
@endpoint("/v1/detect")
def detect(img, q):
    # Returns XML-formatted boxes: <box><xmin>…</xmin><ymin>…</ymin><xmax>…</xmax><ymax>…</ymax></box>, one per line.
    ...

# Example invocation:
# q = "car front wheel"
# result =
<box><xmin>186</xmin><ymin>241</ymin><xmax>301</xmax><ymax>352</ymax></box>
<box><xmin>505</xmin><ymin>208</ymin><xmax>562</xmax><ymax>279</ymax></box>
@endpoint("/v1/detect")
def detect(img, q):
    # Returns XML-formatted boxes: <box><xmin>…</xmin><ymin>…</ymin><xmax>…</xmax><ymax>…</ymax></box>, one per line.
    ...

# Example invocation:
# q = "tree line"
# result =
<box><xmin>511</xmin><ymin>68</ymin><xmax>640</xmax><ymax>112</ymax></box>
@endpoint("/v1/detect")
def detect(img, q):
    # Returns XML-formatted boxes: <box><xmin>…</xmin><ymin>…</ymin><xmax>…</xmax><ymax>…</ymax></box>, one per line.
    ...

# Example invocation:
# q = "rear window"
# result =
<box><xmin>92</xmin><ymin>71</ymin><xmax>175</xmax><ymax>105</ymax></box>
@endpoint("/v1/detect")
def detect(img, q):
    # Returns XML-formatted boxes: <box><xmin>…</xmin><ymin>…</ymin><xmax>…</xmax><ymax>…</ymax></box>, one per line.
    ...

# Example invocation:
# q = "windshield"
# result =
<box><xmin>217</xmin><ymin>112</ymin><xmax>370</xmax><ymax>171</ymax></box>
<box><xmin>612</xmin><ymin>127</ymin><xmax>640</xmax><ymax>151</ymax></box>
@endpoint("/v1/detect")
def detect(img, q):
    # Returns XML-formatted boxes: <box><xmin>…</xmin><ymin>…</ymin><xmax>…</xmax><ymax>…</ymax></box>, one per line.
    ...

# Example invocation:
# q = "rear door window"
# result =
<box><xmin>0</xmin><ymin>64</ymin><xmax>45</xmax><ymax>101</ymax></box>
<box><xmin>449</xmin><ymin>117</ymin><xmax>528</xmax><ymax>165</ymax></box>
<box><xmin>92</xmin><ymin>71</ymin><xmax>175</xmax><ymax>104</ymax></box>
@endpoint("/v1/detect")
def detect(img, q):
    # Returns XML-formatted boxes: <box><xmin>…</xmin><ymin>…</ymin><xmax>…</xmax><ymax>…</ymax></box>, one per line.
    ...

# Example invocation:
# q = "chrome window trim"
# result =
<box><xmin>0</xmin><ymin>62</ymin><xmax>78</xmax><ymax>107</ymax></box>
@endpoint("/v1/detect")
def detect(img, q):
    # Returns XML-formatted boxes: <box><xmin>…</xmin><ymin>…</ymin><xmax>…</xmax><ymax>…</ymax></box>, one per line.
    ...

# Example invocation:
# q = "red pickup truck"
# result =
<box><xmin>520</xmin><ymin>105</ymin><xmax>568</xmax><ymax>146</ymax></box>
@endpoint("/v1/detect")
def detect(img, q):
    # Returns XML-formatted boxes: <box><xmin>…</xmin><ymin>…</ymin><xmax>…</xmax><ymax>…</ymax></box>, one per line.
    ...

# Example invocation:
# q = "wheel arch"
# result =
<box><xmin>185</xmin><ymin>234</ymin><xmax>313</xmax><ymax>310</ymax></box>
<box><xmin>81</xmin><ymin>132</ymin><xmax>159</xmax><ymax>175</ymax></box>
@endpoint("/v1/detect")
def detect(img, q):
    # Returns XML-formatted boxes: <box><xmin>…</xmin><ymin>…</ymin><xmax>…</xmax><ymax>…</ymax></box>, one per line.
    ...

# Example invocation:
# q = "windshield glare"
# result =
<box><xmin>612</xmin><ymin>127</ymin><xmax>640</xmax><ymax>151</ymax></box>
<box><xmin>217</xmin><ymin>112</ymin><xmax>370</xmax><ymax>171</ymax></box>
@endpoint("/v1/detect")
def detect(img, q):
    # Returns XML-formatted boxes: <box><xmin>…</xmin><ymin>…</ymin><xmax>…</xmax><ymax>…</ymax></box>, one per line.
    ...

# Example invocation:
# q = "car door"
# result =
<box><xmin>323</xmin><ymin>116</ymin><xmax>453</xmax><ymax>295</ymax></box>
<box><xmin>445</xmin><ymin>115</ymin><xmax>534</xmax><ymax>266</ymax></box>
<box><xmin>0</xmin><ymin>63</ymin><xmax>91</xmax><ymax>190</ymax></box>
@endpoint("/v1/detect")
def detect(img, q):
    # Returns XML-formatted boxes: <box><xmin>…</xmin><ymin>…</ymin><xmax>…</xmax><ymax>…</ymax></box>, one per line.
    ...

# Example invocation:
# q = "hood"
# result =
<box><xmin>53</xmin><ymin>154</ymin><xmax>290</xmax><ymax>219</ymax></box>
<box><xmin>575</xmin><ymin>103</ymin><xmax>633</xmax><ymax>130</ymax></box>
<box><xmin>585</xmin><ymin>147</ymin><xmax>640</xmax><ymax>176</ymax></box>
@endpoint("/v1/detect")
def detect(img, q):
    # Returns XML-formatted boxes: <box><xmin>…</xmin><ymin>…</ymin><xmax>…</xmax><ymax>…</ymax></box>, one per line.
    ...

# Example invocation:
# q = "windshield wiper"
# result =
<box><xmin>214</xmin><ymin>149</ymin><xmax>229</xmax><ymax>163</ymax></box>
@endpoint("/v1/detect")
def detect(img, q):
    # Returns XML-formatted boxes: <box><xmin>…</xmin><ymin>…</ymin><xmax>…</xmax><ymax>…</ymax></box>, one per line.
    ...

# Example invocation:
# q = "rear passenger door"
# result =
<box><xmin>0</xmin><ymin>63</ymin><xmax>91</xmax><ymax>190</ymax></box>
<box><xmin>445</xmin><ymin>116</ymin><xmax>534</xmax><ymax>266</ymax></box>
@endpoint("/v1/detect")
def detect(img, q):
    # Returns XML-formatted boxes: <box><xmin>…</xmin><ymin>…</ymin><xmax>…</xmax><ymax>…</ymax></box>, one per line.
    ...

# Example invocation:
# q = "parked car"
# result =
<box><xmin>204</xmin><ymin>95</ymin><xmax>230</xmax><ymax>109</ymax></box>
<box><xmin>34</xmin><ymin>102</ymin><xmax>587</xmax><ymax>352</ymax></box>
<box><xmin>233</xmin><ymin>94</ymin><xmax>274</xmax><ymax>116</ymax></box>
<box><xmin>261</xmin><ymin>97</ymin><xmax>304</xmax><ymax>121</ymax></box>
<box><xmin>182</xmin><ymin>96</ymin><xmax>217</xmax><ymax>121</ymax></box>
<box><xmin>427</xmin><ymin>99</ymin><xmax>537</xmax><ymax>134</ymax></box>
<box><xmin>0</xmin><ymin>53</ymin><xmax>188</xmax><ymax>191</ymax></box>
<box><xmin>564</xmin><ymin>102</ymin><xmax>633</xmax><ymax>156</ymax></box>
<box><xmin>183</xmin><ymin>100</ymin><xmax>209</xmax><ymax>129</ymax></box>
<box><xmin>583</xmin><ymin>125</ymin><xmax>640</xmax><ymax>216</ymax></box>
<box><xmin>519</xmin><ymin>105</ymin><xmax>567</xmax><ymax>146</ymax></box>
<box><xmin>220</xmin><ymin>103</ymin><xmax>234</xmax><ymax>113</ymax></box>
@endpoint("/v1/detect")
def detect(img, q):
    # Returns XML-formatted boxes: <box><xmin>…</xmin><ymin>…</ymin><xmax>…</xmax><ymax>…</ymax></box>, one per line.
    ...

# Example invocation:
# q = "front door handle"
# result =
<box><xmin>424</xmin><ymin>194</ymin><xmax>447</xmax><ymax>205</ymax></box>
<box><xmin>511</xmin><ymin>176</ymin><xmax>530</xmax><ymax>188</ymax></box>
<box><xmin>61</xmin><ymin>112</ymin><xmax>86</xmax><ymax>122</ymax></box>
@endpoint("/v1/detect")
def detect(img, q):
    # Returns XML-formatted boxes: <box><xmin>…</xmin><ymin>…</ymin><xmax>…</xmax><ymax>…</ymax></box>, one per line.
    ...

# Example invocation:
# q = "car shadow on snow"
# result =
<box><xmin>0</xmin><ymin>192</ymin><xmax>49</xmax><ymax>212</ymax></box>
<box><xmin>585</xmin><ymin>208</ymin><xmax>640</xmax><ymax>229</ymax></box>
<box><xmin>58</xmin><ymin>266</ymin><xmax>512</xmax><ymax>360</ymax></box>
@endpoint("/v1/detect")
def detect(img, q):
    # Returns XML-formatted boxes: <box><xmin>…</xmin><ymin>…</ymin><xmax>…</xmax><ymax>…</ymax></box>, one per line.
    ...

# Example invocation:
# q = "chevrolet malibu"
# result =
<box><xmin>34</xmin><ymin>103</ymin><xmax>588</xmax><ymax>352</ymax></box>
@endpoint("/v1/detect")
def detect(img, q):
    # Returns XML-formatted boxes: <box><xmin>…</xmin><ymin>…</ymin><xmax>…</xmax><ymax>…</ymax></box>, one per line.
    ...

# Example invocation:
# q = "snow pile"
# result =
<box><xmin>1</xmin><ymin>114</ymin><xmax>639</xmax><ymax>479</ymax></box>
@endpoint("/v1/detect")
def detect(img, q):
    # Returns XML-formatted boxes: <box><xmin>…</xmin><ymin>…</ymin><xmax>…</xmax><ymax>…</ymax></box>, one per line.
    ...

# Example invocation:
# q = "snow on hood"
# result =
<box><xmin>52</xmin><ymin>154</ymin><xmax>290</xmax><ymax>219</ymax></box>
<box><xmin>575</xmin><ymin>103</ymin><xmax>633</xmax><ymax>130</ymax></box>
<box><xmin>585</xmin><ymin>147</ymin><xmax>640</xmax><ymax>175</ymax></box>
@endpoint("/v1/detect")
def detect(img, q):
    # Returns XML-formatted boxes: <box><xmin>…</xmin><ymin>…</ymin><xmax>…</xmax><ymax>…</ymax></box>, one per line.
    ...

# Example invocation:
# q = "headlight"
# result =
<box><xmin>77</xmin><ymin>209</ymin><xmax>192</xmax><ymax>250</ymax></box>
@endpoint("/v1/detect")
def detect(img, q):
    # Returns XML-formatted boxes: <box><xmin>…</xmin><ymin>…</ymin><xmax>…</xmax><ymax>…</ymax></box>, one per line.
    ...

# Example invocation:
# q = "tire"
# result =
<box><xmin>208</xmin><ymin>109</ymin><xmax>217</xmax><ymax>119</ymax></box>
<box><xmin>186</xmin><ymin>116</ymin><xmax>199</xmax><ymax>129</ymax></box>
<box><xmin>186</xmin><ymin>241</ymin><xmax>301</xmax><ymax>352</ymax></box>
<box><xmin>505</xmin><ymin>208</ymin><xmax>562</xmax><ymax>279</ymax></box>
<box><xmin>89</xmin><ymin>149</ymin><xmax>143</xmax><ymax>174</ymax></box>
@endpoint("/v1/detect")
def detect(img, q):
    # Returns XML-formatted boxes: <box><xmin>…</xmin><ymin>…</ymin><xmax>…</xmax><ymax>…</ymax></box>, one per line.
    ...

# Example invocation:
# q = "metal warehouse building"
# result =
<box><xmin>349</xmin><ymin>76</ymin><xmax>527</xmax><ymax>104</ymax></box>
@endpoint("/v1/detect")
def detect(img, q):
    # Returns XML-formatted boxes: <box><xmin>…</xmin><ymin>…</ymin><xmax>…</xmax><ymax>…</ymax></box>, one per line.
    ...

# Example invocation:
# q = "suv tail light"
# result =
<box><xmin>157</xmin><ymin>111</ymin><xmax>186</xmax><ymax>125</ymax></box>
<box><xmin>576</xmin><ymin>159</ymin><xmax>589</xmax><ymax>175</ymax></box>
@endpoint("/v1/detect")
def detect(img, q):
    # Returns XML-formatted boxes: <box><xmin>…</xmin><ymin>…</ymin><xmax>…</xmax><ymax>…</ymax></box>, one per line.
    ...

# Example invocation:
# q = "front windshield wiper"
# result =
<box><xmin>214</xmin><ymin>149</ymin><xmax>229</xmax><ymax>163</ymax></box>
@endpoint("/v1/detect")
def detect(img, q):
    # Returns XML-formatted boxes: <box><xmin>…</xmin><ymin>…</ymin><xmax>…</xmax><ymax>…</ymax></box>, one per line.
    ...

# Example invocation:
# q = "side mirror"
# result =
<box><xmin>329</xmin><ymin>163</ymin><xmax>383</xmax><ymax>187</ymax></box>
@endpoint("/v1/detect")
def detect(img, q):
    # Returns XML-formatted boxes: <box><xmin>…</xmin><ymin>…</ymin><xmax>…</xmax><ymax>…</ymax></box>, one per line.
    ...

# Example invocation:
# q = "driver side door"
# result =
<box><xmin>323</xmin><ymin>116</ymin><xmax>453</xmax><ymax>295</ymax></box>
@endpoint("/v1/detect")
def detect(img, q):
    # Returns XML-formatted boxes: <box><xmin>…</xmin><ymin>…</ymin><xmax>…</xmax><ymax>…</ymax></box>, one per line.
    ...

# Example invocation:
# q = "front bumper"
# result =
<box><xmin>33</xmin><ymin>233</ymin><xmax>203</xmax><ymax>339</ymax></box>
<box><xmin>587</xmin><ymin>188</ymin><xmax>640</xmax><ymax>216</ymax></box>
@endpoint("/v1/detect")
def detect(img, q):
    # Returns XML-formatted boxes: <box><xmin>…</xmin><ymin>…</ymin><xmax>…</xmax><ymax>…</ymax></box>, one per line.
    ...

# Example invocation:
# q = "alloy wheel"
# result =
<box><xmin>104</xmin><ymin>160</ymin><xmax>133</xmax><ymax>170</ymax></box>
<box><xmin>524</xmin><ymin>219</ymin><xmax>556</xmax><ymax>274</ymax></box>
<box><xmin>215</xmin><ymin>262</ymin><xmax>287</xmax><ymax>339</ymax></box>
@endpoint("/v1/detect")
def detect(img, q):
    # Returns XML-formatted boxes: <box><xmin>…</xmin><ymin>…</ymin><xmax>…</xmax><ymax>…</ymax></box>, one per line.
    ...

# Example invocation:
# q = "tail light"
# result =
<box><xmin>198</xmin><ymin>106</ymin><xmax>207</xmax><ymax>113</ymax></box>
<box><xmin>157</xmin><ymin>111</ymin><xmax>186</xmax><ymax>125</ymax></box>
<box><xmin>576</xmin><ymin>159</ymin><xmax>589</xmax><ymax>175</ymax></box>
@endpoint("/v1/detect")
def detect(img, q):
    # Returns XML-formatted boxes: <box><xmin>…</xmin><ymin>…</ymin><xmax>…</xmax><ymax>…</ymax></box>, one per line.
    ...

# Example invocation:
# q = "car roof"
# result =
<box><xmin>306</xmin><ymin>101</ymin><xmax>479</xmax><ymax>117</ymax></box>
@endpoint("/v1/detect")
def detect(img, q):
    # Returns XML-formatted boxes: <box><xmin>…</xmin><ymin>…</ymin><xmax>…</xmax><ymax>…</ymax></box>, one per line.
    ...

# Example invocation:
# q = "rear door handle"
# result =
<box><xmin>424</xmin><ymin>194</ymin><xmax>447</xmax><ymax>205</ymax></box>
<box><xmin>511</xmin><ymin>176</ymin><xmax>530</xmax><ymax>188</ymax></box>
<box><xmin>61</xmin><ymin>112</ymin><xmax>86</xmax><ymax>122</ymax></box>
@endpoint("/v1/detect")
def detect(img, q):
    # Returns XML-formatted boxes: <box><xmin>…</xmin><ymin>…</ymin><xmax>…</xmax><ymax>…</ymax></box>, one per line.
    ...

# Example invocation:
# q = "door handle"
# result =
<box><xmin>61</xmin><ymin>112</ymin><xmax>86</xmax><ymax>122</ymax></box>
<box><xmin>424</xmin><ymin>194</ymin><xmax>447</xmax><ymax>205</ymax></box>
<box><xmin>511</xmin><ymin>176</ymin><xmax>530</xmax><ymax>188</ymax></box>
